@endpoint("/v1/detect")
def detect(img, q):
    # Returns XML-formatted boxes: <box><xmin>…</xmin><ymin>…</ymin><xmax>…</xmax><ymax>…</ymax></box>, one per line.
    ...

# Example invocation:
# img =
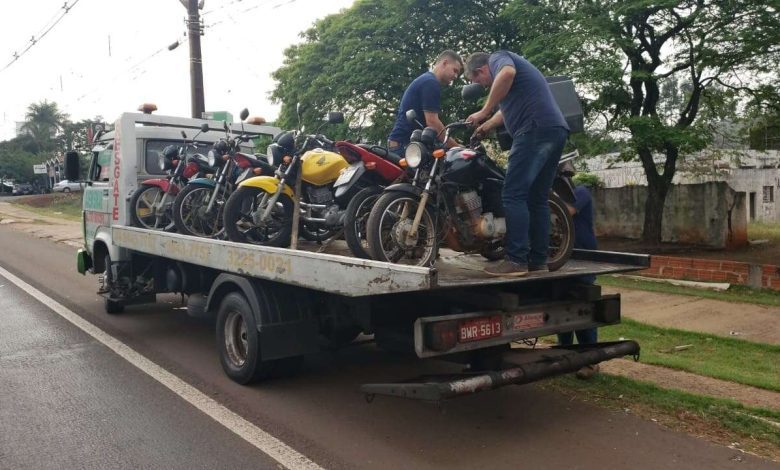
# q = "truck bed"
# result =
<box><xmin>112</xmin><ymin>226</ymin><xmax>649</xmax><ymax>297</ymax></box>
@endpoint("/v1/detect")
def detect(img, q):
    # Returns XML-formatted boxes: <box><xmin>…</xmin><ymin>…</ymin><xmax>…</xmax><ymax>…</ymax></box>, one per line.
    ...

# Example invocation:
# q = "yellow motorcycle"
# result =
<box><xmin>223</xmin><ymin>112</ymin><xmax>349</xmax><ymax>246</ymax></box>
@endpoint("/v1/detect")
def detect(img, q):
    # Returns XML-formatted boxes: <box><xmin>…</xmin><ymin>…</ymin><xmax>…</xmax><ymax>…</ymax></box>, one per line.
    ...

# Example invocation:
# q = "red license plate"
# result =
<box><xmin>459</xmin><ymin>315</ymin><xmax>502</xmax><ymax>342</ymax></box>
<box><xmin>511</xmin><ymin>312</ymin><xmax>545</xmax><ymax>331</ymax></box>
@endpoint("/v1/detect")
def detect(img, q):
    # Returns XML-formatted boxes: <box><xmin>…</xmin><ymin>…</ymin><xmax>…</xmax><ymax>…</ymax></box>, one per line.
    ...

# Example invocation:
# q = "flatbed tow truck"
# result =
<box><xmin>66</xmin><ymin>111</ymin><xmax>648</xmax><ymax>402</ymax></box>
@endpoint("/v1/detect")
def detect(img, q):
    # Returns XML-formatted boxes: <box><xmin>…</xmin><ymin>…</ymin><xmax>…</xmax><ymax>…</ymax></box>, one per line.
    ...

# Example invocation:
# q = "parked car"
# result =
<box><xmin>52</xmin><ymin>179</ymin><xmax>83</xmax><ymax>193</ymax></box>
<box><xmin>12</xmin><ymin>183</ymin><xmax>35</xmax><ymax>196</ymax></box>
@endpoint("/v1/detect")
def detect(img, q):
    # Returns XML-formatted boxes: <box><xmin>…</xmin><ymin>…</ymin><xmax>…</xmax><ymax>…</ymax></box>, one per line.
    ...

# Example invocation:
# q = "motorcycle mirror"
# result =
<box><xmin>200</xmin><ymin>123</ymin><xmax>210</xmax><ymax>133</ymax></box>
<box><xmin>181</xmin><ymin>130</ymin><xmax>187</xmax><ymax>139</ymax></box>
<box><xmin>326</xmin><ymin>112</ymin><xmax>344</xmax><ymax>124</ymax></box>
<box><xmin>462</xmin><ymin>83</ymin><xmax>485</xmax><ymax>102</ymax></box>
<box><xmin>405</xmin><ymin>109</ymin><xmax>418</xmax><ymax>125</ymax></box>
<box><xmin>223</xmin><ymin>120</ymin><xmax>230</xmax><ymax>133</ymax></box>
<box><xmin>240</xmin><ymin>108</ymin><xmax>249</xmax><ymax>121</ymax></box>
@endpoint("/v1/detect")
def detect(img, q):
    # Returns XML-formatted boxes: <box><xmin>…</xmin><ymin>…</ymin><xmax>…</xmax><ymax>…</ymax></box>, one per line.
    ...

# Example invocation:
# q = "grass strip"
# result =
<box><xmin>540</xmin><ymin>374</ymin><xmax>780</xmax><ymax>461</ymax></box>
<box><xmin>11</xmin><ymin>195</ymin><xmax>82</xmax><ymax>222</ymax></box>
<box><xmin>598</xmin><ymin>318</ymin><xmax>780</xmax><ymax>392</ymax></box>
<box><xmin>598</xmin><ymin>274</ymin><xmax>780</xmax><ymax>307</ymax></box>
<box><xmin>749</xmin><ymin>222</ymin><xmax>780</xmax><ymax>243</ymax></box>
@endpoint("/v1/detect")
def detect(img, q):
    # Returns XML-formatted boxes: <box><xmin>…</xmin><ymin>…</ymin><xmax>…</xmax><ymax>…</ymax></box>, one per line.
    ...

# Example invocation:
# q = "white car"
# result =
<box><xmin>52</xmin><ymin>179</ymin><xmax>83</xmax><ymax>193</ymax></box>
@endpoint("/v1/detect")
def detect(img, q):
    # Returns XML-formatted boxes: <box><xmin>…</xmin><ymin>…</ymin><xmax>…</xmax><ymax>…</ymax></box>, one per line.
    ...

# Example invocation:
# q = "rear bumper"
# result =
<box><xmin>361</xmin><ymin>340</ymin><xmax>640</xmax><ymax>402</ymax></box>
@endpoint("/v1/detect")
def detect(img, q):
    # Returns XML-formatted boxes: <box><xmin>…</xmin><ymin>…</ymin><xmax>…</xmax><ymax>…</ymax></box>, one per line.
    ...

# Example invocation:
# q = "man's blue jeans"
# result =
<box><xmin>502</xmin><ymin>126</ymin><xmax>568</xmax><ymax>266</ymax></box>
<box><xmin>558</xmin><ymin>328</ymin><xmax>598</xmax><ymax>346</ymax></box>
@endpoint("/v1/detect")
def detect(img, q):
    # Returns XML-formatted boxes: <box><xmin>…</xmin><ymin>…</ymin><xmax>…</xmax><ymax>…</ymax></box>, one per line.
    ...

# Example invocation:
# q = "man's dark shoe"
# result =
<box><xmin>529</xmin><ymin>264</ymin><xmax>549</xmax><ymax>273</ymax></box>
<box><xmin>484</xmin><ymin>260</ymin><xmax>528</xmax><ymax>277</ymax></box>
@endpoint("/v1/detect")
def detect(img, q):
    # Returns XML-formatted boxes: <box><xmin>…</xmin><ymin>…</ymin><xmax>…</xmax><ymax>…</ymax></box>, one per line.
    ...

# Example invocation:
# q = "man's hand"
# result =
<box><xmin>466</xmin><ymin>108</ymin><xmax>491</xmax><ymax>126</ymax></box>
<box><xmin>472</xmin><ymin>121</ymin><xmax>491</xmax><ymax>140</ymax></box>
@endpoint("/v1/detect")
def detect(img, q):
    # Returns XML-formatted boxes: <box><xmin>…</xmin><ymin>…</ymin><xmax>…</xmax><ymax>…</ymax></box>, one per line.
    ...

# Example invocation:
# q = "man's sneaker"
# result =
<box><xmin>529</xmin><ymin>264</ymin><xmax>549</xmax><ymax>273</ymax></box>
<box><xmin>484</xmin><ymin>260</ymin><xmax>528</xmax><ymax>277</ymax></box>
<box><xmin>575</xmin><ymin>363</ymin><xmax>600</xmax><ymax>380</ymax></box>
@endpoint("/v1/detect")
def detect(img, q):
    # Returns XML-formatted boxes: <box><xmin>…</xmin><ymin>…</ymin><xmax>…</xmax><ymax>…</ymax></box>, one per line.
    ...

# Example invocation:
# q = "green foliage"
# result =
<box><xmin>0</xmin><ymin>139</ymin><xmax>38</xmax><ymax>183</ymax></box>
<box><xmin>20</xmin><ymin>101</ymin><xmax>69</xmax><ymax>154</ymax></box>
<box><xmin>572</xmin><ymin>172</ymin><xmax>603</xmax><ymax>189</ymax></box>
<box><xmin>271</xmin><ymin>0</ymin><xmax>520</xmax><ymax>143</ymax></box>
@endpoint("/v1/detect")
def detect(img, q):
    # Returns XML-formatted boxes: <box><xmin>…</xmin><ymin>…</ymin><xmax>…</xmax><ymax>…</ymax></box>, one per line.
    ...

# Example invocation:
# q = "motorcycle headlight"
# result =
<box><xmin>158</xmin><ymin>153</ymin><xmax>168</xmax><ymax>172</ymax></box>
<box><xmin>405</xmin><ymin>142</ymin><xmax>425</xmax><ymax>169</ymax></box>
<box><xmin>207</xmin><ymin>149</ymin><xmax>218</xmax><ymax>167</ymax></box>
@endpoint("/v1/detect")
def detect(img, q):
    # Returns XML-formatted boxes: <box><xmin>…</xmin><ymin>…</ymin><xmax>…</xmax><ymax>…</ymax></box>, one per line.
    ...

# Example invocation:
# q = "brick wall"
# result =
<box><xmin>638</xmin><ymin>256</ymin><xmax>780</xmax><ymax>290</ymax></box>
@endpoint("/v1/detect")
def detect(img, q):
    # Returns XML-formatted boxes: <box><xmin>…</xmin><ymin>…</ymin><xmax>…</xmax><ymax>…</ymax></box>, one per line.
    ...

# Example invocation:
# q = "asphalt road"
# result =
<box><xmin>0</xmin><ymin>224</ymin><xmax>776</xmax><ymax>469</ymax></box>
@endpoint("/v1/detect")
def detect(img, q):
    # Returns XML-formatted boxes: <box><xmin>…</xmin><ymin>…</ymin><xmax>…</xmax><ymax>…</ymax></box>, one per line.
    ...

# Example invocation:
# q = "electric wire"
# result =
<box><xmin>1</xmin><ymin>0</ymin><xmax>83</xmax><ymax>74</ymax></box>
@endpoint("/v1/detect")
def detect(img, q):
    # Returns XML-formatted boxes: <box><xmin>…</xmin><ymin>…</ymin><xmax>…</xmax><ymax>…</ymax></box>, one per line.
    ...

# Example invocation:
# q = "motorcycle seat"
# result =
<box><xmin>237</xmin><ymin>152</ymin><xmax>272</xmax><ymax>167</ymax></box>
<box><xmin>357</xmin><ymin>144</ymin><xmax>403</xmax><ymax>166</ymax></box>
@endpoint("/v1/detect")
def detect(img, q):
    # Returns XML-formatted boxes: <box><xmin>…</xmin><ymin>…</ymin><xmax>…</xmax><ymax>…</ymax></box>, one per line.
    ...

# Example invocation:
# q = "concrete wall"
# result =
<box><xmin>592</xmin><ymin>182</ymin><xmax>748</xmax><ymax>248</ymax></box>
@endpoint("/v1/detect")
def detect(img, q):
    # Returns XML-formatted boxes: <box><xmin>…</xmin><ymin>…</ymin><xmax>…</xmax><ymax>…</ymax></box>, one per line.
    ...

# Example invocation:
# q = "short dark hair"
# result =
<box><xmin>465</xmin><ymin>52</ymin><xmax>490</xmax><ymax>79</ymax></box>
<box><xmin>435</xmin><ymin>50</ymin><xmax>463</xmax><ymax>68</ymax></box>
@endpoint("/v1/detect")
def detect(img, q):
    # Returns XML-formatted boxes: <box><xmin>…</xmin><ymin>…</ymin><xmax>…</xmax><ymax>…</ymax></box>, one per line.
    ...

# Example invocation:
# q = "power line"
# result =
<box><xmin>0</xmin><ymin>0</ymin><xmax>83</xmax><ymax>74</ymax></box>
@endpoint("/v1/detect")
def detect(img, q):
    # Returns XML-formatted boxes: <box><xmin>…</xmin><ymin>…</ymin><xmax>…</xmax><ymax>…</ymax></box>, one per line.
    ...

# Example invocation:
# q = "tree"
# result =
<box><xmin>271</xmin><ymin>0</ymin><xmax>520</xmax><ymax>143</ymax></box>
<box><xmin>502</xmin><ymin>0</ymin><xmax>780</xmax><ymax>243</ymax></box>
<box><xmin>0</xmin><ymin>139</ymin><xmax>38</xmax><ymax>183</ymax></box>
<box><xmin>20</xmin><ymin>101</ymin><xmax>69</xmax><ymax>154</ymax></box>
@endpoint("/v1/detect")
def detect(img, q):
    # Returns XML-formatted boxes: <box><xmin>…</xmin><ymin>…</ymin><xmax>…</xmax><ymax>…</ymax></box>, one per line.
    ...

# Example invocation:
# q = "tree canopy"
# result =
<box><xmin>271</xmin><ymin>0</ymin><xmax>521</xmax><ymax>142</ymax></box>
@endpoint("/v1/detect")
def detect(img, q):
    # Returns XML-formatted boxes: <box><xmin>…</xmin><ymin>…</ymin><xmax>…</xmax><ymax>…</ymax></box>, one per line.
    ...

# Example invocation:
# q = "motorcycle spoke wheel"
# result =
<box><xmin>367</xmin><ymin>194</ymin><xmax>437</xmax><ymax>266</ymax></box>
<box><xmin>132</xmin><ymin>186</ymin><xmax>173</xmax><ymax>230</ymax></box>
<box><xmin>224</xmin><ymin>188</ymin><xmax>293</xmax><ymax>247</ymax></box>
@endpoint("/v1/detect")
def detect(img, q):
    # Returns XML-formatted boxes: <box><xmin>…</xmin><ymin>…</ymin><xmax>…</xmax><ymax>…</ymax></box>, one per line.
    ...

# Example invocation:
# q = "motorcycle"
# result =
<box><xmin>173</xmin><ymin>109</ymin><xmax>275</xmax><ymax>238</ymax></box>
<box><xmin>223</xmin><ymin>111</ymin><xmax>356</xmax><ymax>248</ymax></box>
<box><xmin>365</xmin><ymin>83</ymin><xmax>576</xmax><ymax>270</ymax></box>
<box><xmin>129</xmin><ymin>127</ymin><xmax>212</xmax><ymax>231</ymax></box>
<box><xmin>332</xmin><ymin>141</ymin><xmax>408</xmax><ymax>258</ymax></box>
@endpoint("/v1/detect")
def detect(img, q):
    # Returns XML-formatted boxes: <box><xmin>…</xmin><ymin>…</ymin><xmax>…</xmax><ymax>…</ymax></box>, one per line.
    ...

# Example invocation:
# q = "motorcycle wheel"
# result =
<box><xmin>130</xmin><ymin>185</ymin><xmax>174</xmax><ymax>231</ymax></box>
<box><xmin>223</xmin><ymin>187</ymin><xmax>293</xmax><ymax>247</ymax></box>
<box><xmin>173</xmin><ymin>185</ymin><xmax>225</xmax><ymax>238</ymax></box>
<box><xmin>366</xmin><ymin>192</ymin><xmax>438</xmax><ymax>267</ymax></box>
<box><xmin>344</xmin><ymin>186</ymin><xmax>382</xmax><ymax>259</ymax></box>
<box><xmin>547</xmin><ymin>192</ymin><xmax>575</xmax><ymax>272</ymax></box>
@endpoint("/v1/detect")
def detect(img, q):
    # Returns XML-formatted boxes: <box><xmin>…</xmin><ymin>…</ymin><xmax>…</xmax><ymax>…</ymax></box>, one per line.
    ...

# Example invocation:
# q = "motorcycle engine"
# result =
<box><xmin>307</xmin><ymin>186</ymin><xmax>334</xmax><ymax>205</ymax></box>
<box><xmin>455</xmin><ymin>190</ymin><xmax>506</xmax><ymax>239</ymax></box>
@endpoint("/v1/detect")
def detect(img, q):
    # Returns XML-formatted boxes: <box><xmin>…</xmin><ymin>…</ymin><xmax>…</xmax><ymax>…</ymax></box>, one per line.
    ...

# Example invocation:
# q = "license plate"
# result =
<box><xmin>511</xmin><ymin>312</ymin><xmax>545</xmax><ymax>331</ymax></box>
<box><xmin>459</xmin><ymin>315</ymin><xmax>502</xmax><ymax>342</ymax></box>
<box><xmin>334</xmin><ymin>165</ymin><xmax>358</xmax><ymax>187</ymax></box>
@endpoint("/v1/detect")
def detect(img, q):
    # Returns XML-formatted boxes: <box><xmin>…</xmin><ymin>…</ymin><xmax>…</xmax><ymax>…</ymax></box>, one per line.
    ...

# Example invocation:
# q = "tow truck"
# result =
<box><xmin>64</xmin><ymin>110</ymin><xmax>647</xmax><ymax>402</ymax></box>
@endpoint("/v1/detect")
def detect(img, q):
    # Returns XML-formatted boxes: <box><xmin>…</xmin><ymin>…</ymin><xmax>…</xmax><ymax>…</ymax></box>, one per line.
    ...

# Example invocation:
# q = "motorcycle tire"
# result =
<box><xmin>366</xmin><ymin>191</ymin><xmax>438</xmax><ymax>267</ymax></box>
<box><xmin>547</xmin><ymin>192</ymin><xmax>575</xmax><ymax>272</ymax></box>
<box><xmin>129</xmin><ymin>185</ymin><xmax>175</xmax><ymax>231</ymax></box>
<box><xmin>344</xmin><ymin>186</ymin><xmax>382</xmax><ymax>259</ymax></box>
<box><xmin>173</xmin><ymin>184</ymin><xmax>225</xmax><ymax>238</ymax></box>
<box><xmin>223</xmin><ymin>186</ymin><xmax>294</xmax><ymax>247</ymax></box>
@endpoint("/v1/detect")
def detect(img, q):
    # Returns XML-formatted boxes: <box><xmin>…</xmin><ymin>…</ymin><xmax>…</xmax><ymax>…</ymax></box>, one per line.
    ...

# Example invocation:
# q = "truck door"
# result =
<box><xmin>83</xmin><ymin>143</ymin><xmax>113</xmax><ymax>250</ymax></box>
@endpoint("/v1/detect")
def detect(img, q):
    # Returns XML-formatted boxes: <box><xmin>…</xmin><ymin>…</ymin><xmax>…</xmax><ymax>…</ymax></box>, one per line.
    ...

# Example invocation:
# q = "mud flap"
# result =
<box><xmin>361</xmin><ymin>340</ymin><xmax>640</xmax><ymax>402</ymax></box>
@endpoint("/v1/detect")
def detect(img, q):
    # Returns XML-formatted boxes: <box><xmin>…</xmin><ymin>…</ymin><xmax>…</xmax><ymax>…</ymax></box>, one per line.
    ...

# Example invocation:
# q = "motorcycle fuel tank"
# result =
<box><xmin>300</xmin><ymin>149</ymin><xmax>349</xmax><ymax>186</ymax></box>
<box><xmin>443</xmin><ymin>148</ymin><xmax>483</xmax><ymax>186</ymax></box>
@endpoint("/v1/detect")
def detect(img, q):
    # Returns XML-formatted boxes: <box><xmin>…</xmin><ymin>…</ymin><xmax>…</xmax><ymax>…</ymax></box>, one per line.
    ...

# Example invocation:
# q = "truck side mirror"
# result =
<box><xmin>64</xmin><ymin>151</ymin><xmax>80</xmax><ymax>181</ymax></box>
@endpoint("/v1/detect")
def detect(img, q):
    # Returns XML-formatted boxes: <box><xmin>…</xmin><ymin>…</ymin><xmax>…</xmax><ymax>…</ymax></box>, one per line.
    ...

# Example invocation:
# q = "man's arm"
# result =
<box><xmin>424</xmin><ymin>111</ymin><xmax>460</xmax><ymax>148</ymax></box>
<box><xmin>467</xmin><ymin>65</ymin><xmax>516</xmax><ymax>125</ymax></box>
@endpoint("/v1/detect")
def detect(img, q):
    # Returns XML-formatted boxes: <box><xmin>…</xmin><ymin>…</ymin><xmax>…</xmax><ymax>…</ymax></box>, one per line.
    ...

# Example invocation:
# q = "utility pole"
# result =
<box><xmin>181</xmin><ymin>0</ymin><xmax>205</xmax><ymax>119</ymax></box>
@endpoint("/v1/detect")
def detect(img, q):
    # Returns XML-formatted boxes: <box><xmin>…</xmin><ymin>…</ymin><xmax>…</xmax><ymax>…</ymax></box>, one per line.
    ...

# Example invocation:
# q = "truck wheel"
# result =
<box><xmin>216</xmin><ymin>292</ymin><xmax>275</xmax><ymax>384</ymax></box>
<box><xmin>103</xmin><ymin>254</ymin><xmax>124</xmax><ymax>314</ymax></box>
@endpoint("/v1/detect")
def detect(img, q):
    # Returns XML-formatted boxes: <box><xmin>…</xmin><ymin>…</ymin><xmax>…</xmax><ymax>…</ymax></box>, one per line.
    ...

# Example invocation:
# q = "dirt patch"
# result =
<box><xmin>13</xmin><ymin>193</ymin><xmax>81</xmax><ymax>208</ymax></box>
<box><xmin>600</xmin><ymin>236</ymin><xmax>780</xmax><ymax>266</ymax></box>
<box><xmin>602</xmin><ymin>359</ymin><xmax>780</xmax><ymax>412</ymax></box>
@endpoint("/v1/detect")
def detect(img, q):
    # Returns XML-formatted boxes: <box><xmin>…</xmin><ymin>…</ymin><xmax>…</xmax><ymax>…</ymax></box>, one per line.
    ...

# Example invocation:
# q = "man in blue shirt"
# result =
<box><xmin>558</xmin><ymin>184</ymin><xmax>600</xmax><ymax>378</ymax></box>
<box><xmin>387</xmin><ymin>50</ymin><xmax>463</xmax><ymax>155</ymax></box>
<box><xmin>465</xmin><ymin>51</ymin><xmax>569</xmax><ymax>277</ymax></box>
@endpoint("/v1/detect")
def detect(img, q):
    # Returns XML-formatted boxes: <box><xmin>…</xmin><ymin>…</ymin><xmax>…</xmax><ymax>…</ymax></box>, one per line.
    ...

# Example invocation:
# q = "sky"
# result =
<box><xmin>0</xmin><ymin>0</ymin><xmax>355</xmax><ymax>140</ymax></box>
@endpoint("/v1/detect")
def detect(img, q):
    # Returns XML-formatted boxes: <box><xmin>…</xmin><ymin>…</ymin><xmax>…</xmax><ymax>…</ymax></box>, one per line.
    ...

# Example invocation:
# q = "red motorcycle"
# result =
<box><xmin>333</xmin><ymin>142</ymin><xmax>407</xmax><ymax>259</ymax></box>
<box><xmin>130</xmin><ymin>127</ymin><xmax>213</xmax><ymax>231</ymax></box>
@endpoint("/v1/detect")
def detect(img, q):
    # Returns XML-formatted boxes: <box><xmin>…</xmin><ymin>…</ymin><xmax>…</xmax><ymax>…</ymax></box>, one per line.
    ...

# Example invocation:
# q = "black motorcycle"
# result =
<box><xmin>366</xmin><ymin>84</ymin><xmax>576</xmax><ymax>270</ymax></box>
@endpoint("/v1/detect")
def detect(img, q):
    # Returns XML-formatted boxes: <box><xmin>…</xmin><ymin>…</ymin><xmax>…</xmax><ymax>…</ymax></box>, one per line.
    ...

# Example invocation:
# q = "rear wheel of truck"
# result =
<box><xmin>216</xmin><ymin>292</ymin><xmax>275</xmax><ymax>384</ymax></box>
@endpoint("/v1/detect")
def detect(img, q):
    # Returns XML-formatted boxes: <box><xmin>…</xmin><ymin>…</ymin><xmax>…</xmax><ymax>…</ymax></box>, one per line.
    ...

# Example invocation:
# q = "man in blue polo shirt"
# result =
<box><xmin>387</xmin><ymin>50</ymin><xmax>463</xmax><ymax>155</ymax></box>
<box><xmin>465</xmin><ymin>51</ymin><xmax>569</xmax><ymax>277</ymax></box>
